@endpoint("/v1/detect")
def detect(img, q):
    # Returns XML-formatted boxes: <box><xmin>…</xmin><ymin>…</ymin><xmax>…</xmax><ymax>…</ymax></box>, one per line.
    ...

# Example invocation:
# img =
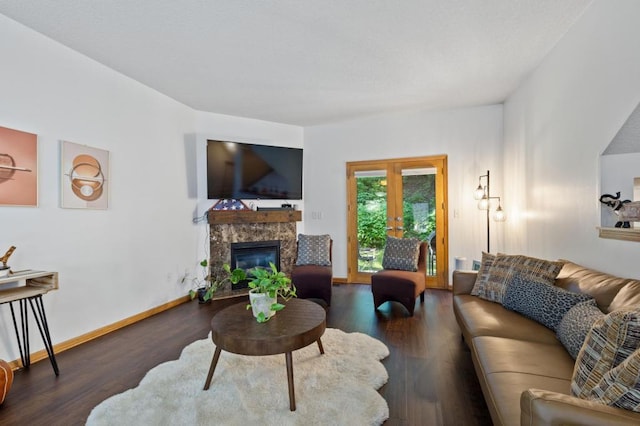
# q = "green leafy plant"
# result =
<box><xmin>245</xmin><ymin>262</ymin><xmax>297</xmax><ymax>323</ymax></box>
<box><xmin>188</xmin><ymin>260</ymin><xmax>245</xmax><ymax>302</ymax></box>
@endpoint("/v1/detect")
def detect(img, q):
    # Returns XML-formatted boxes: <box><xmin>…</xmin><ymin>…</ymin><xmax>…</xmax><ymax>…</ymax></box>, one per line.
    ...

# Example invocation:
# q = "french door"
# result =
<box><xmin>346</xmin><ymin>155</ymin><xmax>448</xmax><ymax>288</ymax></box>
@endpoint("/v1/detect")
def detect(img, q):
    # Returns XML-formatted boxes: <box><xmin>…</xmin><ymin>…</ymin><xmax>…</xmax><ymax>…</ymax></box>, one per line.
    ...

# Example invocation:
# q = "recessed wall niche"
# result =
<box><xmin>599</xmin><ymin>102</ymin><xmax>640</xmax><ymax>241</ymax></box>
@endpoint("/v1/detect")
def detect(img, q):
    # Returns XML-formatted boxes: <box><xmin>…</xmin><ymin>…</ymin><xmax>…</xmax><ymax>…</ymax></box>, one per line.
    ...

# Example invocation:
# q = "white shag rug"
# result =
<box><xmin>86</xmin><ymin>328</ymin><xmax>390</xmax><ymax>426</ymax></box>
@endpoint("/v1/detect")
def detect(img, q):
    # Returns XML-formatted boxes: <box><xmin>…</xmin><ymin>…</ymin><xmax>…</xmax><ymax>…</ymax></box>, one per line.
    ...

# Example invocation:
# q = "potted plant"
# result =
<box><xmin>187</xmin><ymin>260</ymin><xmax>245</xmax><ymax>303</ymax></box>
<box><xmin>245</xmin><ymin>262</ymin><xmax>297</xmax><ymax>323</ymax></box>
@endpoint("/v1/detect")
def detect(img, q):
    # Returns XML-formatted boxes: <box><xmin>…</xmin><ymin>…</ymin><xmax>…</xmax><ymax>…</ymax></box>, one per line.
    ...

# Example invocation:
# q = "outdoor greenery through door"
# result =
<box><xmin>347</xmin><ymin>155</ymin><xmax>448</xmax><ymax>288</ymax></box>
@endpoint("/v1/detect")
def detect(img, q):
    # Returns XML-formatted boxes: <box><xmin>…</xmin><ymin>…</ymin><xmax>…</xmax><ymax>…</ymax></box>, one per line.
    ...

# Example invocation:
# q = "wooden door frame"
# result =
<box><xmin>346</xmin><ymin>155</ymin><xmax>449</xmax><ymax>288</ymax></box>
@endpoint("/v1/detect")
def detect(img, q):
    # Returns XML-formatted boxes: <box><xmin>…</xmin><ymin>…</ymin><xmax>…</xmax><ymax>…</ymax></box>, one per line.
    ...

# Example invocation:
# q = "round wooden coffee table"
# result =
<box><xmin>203</xmin><ymin>298</ymin><xmax>326</xmax><ymax>411</ymax></box>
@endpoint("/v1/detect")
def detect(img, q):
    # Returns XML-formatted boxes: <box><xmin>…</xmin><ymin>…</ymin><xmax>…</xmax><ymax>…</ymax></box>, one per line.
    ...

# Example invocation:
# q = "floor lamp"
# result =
<box><xmin>474</xmin><ymin>170</ymin><xmax>506</xmax><ymax>253</ymax></box>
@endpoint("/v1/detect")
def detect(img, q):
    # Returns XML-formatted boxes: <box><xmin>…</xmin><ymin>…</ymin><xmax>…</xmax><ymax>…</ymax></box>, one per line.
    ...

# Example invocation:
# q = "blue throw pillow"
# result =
<box><xmin>503</xmin><ymin>274</ymin><xmax>593</xmax><ymax>331</ymax></box>
<box><xmin>557</xmin><ymin>299</ymin><xmax>604</xmax><ymax>359</ymax></box>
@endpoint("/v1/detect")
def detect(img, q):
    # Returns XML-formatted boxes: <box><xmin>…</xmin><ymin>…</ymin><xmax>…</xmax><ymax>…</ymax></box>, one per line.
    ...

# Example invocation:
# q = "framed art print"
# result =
<box><xmin>61</xmin><ymin>140</ymin><xmax>110</xmax><ymax>209</ymax></box>
<box><xmin>0</xmin><ymin>125</ymin><xmax>38</xmax><ymax>207</ymax></box>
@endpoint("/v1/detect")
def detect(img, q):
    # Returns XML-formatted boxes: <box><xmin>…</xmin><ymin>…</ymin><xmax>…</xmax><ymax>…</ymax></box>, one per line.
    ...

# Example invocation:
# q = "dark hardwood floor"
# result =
<box><xmin>0</xmin><ymin>284</ymin><xmax>491</xmax><ymax>426</ymax></box>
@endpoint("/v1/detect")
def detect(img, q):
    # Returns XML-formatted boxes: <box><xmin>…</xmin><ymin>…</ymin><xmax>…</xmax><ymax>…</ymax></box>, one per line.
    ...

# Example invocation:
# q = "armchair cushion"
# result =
<box><xmin>295</xmin><ymin>234</ymin><xmax>331</xmax><ymax>266</ymax></box>
<box><xmin>381</xmin><ymin>236</ymin><xmax>420</xmax><ymax>272</ymax></box>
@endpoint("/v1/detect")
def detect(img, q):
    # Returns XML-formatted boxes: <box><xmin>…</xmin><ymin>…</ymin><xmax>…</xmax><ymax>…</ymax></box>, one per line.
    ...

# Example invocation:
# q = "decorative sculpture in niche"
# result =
<box><xmin>599</xmin><ymin>192</ymin><xmax>640</xmax><ymax>228</ymax></box>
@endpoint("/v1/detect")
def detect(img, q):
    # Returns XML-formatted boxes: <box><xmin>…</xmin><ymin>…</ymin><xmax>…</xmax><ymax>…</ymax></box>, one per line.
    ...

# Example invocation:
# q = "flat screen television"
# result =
<box><xmin>207</xmin><ymin>140</ymin><xmax>303</xmax><ymax>200</ymax></box>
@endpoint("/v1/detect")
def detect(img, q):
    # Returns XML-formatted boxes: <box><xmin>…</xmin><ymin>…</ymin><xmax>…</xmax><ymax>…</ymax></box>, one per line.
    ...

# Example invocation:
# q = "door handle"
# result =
<box><xmin>385</xmin><ymin>226</ymin><xmax>394</xmax><ymax>231</ymax></box>
<box><xmin>396</xmin><ymin>226</ymin><xmax>404</xmax><ymax>230</ymax></box>
<box><xmin>396</xmin><ymin>217</ymin><xmax>403</xmax><ymax>221</ymax></box>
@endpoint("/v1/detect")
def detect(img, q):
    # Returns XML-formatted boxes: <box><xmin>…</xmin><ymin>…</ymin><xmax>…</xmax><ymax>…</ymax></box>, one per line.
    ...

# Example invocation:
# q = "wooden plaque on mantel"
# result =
<box><xmin>207</xmin><ymin>209</ymin><xmax>302</xmax><ymax>225</ymax></box>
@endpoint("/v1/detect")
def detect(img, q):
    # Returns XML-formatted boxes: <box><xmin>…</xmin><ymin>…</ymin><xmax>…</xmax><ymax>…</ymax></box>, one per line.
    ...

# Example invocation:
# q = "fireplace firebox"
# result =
<box><xmin>230</xmin><ymin>240</ymin><xmax>281</xmax><ymax>289</ymax></box>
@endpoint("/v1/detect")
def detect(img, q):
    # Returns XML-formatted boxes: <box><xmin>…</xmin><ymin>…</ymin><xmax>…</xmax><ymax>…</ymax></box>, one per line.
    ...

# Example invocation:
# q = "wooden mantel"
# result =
<box><xmin>207</xmin><ymin>209</ymin><xmax>302</xmax><ymax>225</ymax></box>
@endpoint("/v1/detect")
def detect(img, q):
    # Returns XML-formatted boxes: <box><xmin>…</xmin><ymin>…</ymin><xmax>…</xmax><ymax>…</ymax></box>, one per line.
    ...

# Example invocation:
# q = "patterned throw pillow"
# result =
<box><xmin>471</xmin><ymin>253</ymin><xmax>564</xmax><ymax>305</ymax></box>
<box><xmin>557</xmin><ymin>300</ymin><xmax>605</xmax><ymax>359</ymax></box>
<box><xmin>381</xmin><ymin>236</ymin><xmax>421</xmax><ymax>272</ymax></box>
<box><xmin>503</xmin><ymin>274</ymin><xmax>593</xmax><ymax>331</ymax></box>
<box><xmin>295</xmin><ymin>234</ymin><xmax>331</xmax><ymax>266</ymax></box>
<box><xmin>471</xmin><ymin>252</ymin><xmax>495</xmax><ymax>297</ymax></box>
<box><xmin>571</xmin><ymin>307</ymin><xmax>640</xmax><ymax>399</ymax></box>
<box><xmin>589</xmin><ymin>348</ymin><xmax>640</xmax><ymax>412</ymax></box>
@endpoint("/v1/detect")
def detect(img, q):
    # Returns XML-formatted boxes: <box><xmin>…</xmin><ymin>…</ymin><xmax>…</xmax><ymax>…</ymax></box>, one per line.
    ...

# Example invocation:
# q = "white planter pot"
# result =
<box><xmin>248</xmin><ymin>289</ymin><xmax>277</xmax><ymax>320</ymax></box>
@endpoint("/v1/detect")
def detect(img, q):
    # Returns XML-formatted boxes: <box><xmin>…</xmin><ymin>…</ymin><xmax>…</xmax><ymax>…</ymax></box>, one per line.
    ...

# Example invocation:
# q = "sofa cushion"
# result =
<box><xmin>473</xmin><ymin>336</ymin><xmax>575</xmax><ymax>379</ymax></box>
<box><xmin>555</xmin><ymin>260</ymin><xmax>633</xmax><ymax>313</ymax></box>
<box><xmin>381</xmin><ymin>236</ymin><xmax>420</xmax><ymax>271</ymax></box>
<box><xmin>471</xmin><ymin>253</ymin><xmax>564</xmax><ymax>305</ymax></box>
<box><xmin>609</xmin><ymin>281</ymin><xmax>640</xmax><ymax>312</ymax></box>
<box><xmin>557</xmin><ymin>299</ymin><xmax>605</xmax><ymax>359</ymax></box>
<box><xmin>453</xmin><ymin>294</ymin><xmax>559</xmax><ymax>344</ymax></box>
<box><xmin>572</xmin><ymin>307</ymin><xmax>640</xmax><ymax>399</ymax></box>
<box><xmin>503</xmin><ymin>274</ymin><xmax>593</xmax><ymax>331</ymax></box>
<box><xmin>473</xmin><ymin>336</ymin><xmax>573</xmax><ymax>426</ymax></box>
<box><xmin>589</xmin><ymin>348</ymin><xmax>640</xmax><ymax>412</ymax></box>
<box><xmin>295</xmin><ymin>234</ymin><xmax>331</xmax><ymax>266</ymax></box>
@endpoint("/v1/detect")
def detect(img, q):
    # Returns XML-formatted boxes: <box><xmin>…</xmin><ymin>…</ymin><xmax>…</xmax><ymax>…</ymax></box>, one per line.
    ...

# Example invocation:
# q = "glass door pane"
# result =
<box><xmin>400</xmin><ymin>168</ymin><xmax>437</xmax><ymax>276</ymax></box>
<box><xmin>355</xmin><ymin>170</ymin><xmax>387</xmax><ymax>273</ymax></box>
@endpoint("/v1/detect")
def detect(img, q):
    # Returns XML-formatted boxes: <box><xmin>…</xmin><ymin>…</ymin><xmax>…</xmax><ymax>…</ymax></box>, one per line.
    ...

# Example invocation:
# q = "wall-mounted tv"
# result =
<box><xmin>207</xmin><ymin>140</ymin><xmax>303</xmax><ymax>200</ymax></box>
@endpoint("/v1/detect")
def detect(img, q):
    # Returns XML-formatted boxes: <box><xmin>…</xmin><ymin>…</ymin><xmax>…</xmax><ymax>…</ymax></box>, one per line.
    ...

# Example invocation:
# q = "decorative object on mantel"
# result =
<box><xmin>210</xmin><ymin>198</ymin><xmax>250</xmax><ymax>211</ymax></box>
<box><xmin>599</xmin><ymin>192</ymin><xmax>640</xmax><ymax>228</ymax></box>
<box><xmin>473</xmin><ymin>170</ymin><xmax>506</xmax><ymax>252</ymax></box>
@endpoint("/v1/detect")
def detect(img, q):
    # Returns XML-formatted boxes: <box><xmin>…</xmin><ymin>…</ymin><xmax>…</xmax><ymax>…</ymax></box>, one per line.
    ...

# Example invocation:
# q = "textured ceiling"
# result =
<box><xmin>0</xmin><ymin>0</ymin><xmax>593</xmax><ymax>126</ymax></box>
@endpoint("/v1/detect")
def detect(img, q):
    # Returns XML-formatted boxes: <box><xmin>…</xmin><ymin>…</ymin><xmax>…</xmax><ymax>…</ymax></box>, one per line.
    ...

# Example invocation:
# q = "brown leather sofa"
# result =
<box><xmin>453</xmin><ymin>261</ymin><xmax>640</xmax><ymax>426</ymax></box>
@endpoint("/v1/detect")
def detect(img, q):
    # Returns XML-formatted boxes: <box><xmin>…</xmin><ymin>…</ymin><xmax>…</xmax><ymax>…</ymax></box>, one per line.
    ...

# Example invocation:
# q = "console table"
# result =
<box><xmin>0</xmin><ymin>270</ymin><xmax>59</xmax><ymax>375</ymax></box>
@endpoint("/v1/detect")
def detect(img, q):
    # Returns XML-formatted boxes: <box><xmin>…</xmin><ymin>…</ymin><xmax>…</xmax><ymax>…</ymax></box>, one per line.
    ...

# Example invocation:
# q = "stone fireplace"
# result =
<box><xmin>207</xmin><ymin>210</ymin><xmax>301</xmax><ymax>298</ymax></box>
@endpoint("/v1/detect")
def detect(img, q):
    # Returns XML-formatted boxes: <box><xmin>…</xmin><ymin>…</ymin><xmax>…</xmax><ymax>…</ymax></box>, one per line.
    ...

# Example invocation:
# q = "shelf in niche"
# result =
<box><xmin>598</xmin><ymin>227</ymin><xmax>640</xmax><ymax>242</ymax></box>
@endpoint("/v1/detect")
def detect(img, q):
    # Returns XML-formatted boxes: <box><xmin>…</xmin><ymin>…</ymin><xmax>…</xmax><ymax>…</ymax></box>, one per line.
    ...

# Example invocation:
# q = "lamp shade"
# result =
<box><xmin>474</xmin><ymin>185</ymin><xmax>485</xmax><ymax>200</ymax></box>
<box><xmin>477</xmin><ymin>198</ymin><xmax>489</xmax><ymax>210</ymax></box>
<box><xmin>493</xmin><ymin>205</ymin><xmax>506</xmax><ymax>222</ymax></box>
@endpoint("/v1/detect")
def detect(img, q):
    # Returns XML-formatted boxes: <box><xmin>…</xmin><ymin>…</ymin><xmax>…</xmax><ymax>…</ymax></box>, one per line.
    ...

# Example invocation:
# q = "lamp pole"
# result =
<box><xmin>485</xmin><ymin>170</ymin><xmax>490</xmax><ymax>253</ymax></box>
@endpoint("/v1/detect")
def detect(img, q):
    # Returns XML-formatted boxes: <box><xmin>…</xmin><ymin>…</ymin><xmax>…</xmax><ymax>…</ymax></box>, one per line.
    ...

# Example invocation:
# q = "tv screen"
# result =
<box><xmin>207</xmin><ymin>140</ymin><xmax>303</xmax><ymax>200</ymax></box>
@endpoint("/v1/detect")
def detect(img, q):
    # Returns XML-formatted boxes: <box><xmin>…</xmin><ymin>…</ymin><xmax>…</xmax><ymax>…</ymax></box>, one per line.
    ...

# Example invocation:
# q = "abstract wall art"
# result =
<box><xmin>61</xmin><ymin>140</ymin><xmax>109</xmax><ymax>209</ymax></box>
<box><xmin>0</xmin><ymin>125</ymin><xmax>38</xmax><ymax>207</ymax></box>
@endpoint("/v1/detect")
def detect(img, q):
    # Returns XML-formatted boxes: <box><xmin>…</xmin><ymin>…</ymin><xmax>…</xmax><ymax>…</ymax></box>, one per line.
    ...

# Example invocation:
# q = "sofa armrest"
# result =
<box><xmin>452</xmin><ymin>270</ymin><xmax>477</xmax><ymax>295</ymax></box>
<box><xmin>521</xmin><ymin>388</ymin><xmax>640</xmax><ymax>426</ymax></box>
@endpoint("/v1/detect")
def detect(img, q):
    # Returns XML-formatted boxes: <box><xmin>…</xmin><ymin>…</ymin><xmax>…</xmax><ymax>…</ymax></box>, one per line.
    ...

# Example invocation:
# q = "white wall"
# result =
<box><xmin>193</xmin><ymin>111</ymin><xmax>305</xmax><ymax>217</ymax></box>
<box><xmin>0</xmin><ymin>15</ymin><xmax>304</xmax><ymax>362</ymax></box>
<box><xmin>503</xmin><ymin>0</ymin><xmax>640</xmax><ymax>275</ymax></box>
<box><xmin>304</xmin><ymin>105</ymin><xmax>504</xmax><ymax>279</ymax></box>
